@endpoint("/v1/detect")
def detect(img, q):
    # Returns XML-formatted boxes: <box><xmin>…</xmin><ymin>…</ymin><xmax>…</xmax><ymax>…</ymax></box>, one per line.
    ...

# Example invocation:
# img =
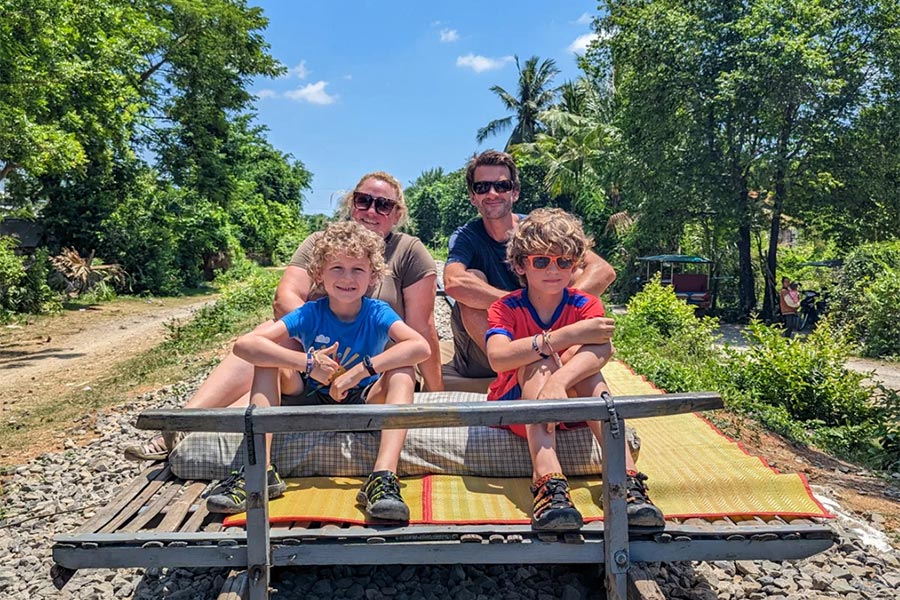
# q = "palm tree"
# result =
<box><xmin>476</xmin><ymin>56</ymin><xmax>560</xmax><ymax>150</ymax></box>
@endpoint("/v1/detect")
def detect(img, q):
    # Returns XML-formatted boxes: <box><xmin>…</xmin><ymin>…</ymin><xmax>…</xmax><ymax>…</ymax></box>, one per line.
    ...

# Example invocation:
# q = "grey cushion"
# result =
<box><xmin>168</xmin><ymin>391</ymin><xmax>640</xmax><ymax>481</ymax></box>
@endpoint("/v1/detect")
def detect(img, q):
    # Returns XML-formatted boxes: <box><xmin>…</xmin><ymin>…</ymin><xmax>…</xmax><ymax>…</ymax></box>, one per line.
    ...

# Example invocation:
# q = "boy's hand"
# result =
<box><xmin>329</xmin><ymin>366</ymin><xmax>363</xmax><ymax>402</ymax></box>
<box><xmin>309</xmin><ymin>342</ymin><xmax>341</xmax><ymax>385</ymax></box>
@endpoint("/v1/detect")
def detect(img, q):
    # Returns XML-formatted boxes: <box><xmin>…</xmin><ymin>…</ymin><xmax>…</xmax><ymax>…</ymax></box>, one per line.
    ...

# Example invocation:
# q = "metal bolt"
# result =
<box><xmin>614</xmin><ymin>550</ymin><xmax>628</xmax><ymax>566</ymax></box>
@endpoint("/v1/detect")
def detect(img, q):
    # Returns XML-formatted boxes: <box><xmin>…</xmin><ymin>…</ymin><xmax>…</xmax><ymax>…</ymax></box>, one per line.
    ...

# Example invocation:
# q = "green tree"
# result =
<box><xmin>589</xmin><ymin>0</ymin><xmax>900</xmax><ymax>319</ymax></box>
<box><xmin>476</xmin><ymin>56</ymin><xmax>560</xmax><ymax>150</ymax></box>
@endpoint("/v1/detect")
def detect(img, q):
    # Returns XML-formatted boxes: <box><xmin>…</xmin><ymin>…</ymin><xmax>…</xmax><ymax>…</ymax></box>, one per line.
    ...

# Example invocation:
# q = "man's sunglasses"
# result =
<box><xmin>527</xmin><ymin>255</ymin><xmax>575</xmax><ymax>270</ymax></box>
<box><xmin>472</xmin><ymin>180</ymin><xmax>515</xmax><ymax>195</ymax></box>
<box><xmin>352</xmin><ymin>192</ymin><xmax>397</xmax><ymax>216</ymax></box>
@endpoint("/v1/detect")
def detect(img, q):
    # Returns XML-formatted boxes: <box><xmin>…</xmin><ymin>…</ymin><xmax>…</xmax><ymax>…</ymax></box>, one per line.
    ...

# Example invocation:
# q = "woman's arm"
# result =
<box><xmin>272</xmin><ymin>265</ymin><xmax>313</xmax><ymax>319</ymax></box>
<box><xmin>402</xmin><ymin>274</ymin><xmax>444</xmax><ymax>391</ymax></box>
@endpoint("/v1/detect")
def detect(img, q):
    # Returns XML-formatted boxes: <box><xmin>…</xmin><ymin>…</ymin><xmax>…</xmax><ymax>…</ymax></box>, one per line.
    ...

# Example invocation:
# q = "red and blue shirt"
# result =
<box><xmin>485</xmin><ymin>287</ymin><xmax>606</xmax><ymax>402</ymax></box>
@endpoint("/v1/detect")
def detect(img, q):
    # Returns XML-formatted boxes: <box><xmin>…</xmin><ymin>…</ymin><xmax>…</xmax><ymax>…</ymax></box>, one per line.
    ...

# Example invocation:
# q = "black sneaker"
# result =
<box><xmin>626</xmin><ymin>472</ymin><xmax>665</xmax><ymax>530</ymax></box>
<box><xmin>531</xmin><ymin>474</ymin><xmax>584</xmax><ymax>531</ymax></box>
<box><xmin>356</xmin><ymin>470</ymin><xmax>410</xmax><ymax>521</ymax></box>
<box><xmin>206</xmin><ymin>465</ymin><xmax>287</xmax><ymax>514</ymax></box>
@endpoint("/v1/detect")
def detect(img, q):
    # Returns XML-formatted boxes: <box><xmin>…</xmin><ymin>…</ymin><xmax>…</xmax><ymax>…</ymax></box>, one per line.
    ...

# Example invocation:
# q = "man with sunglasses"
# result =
<box><xmin>443</xmin><ymin>150</ymin><xmax>616</xmax><ymax>380</ymax></box>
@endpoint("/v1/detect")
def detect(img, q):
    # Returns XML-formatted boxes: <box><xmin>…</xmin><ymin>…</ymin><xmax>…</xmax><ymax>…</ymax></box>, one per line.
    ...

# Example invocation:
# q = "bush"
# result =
<box><xmin>614</xmin><ymin>275</ymin><xmax>723</xmax><ymax>392</ymax></box>
<box><xmin>829</xmin><ymin>240</ymin><xmax>900</xmax><ymax>358</ymax></box>
<box><xmin>724</xmin><ymin>319</ymin><xmax>875</xmax><ymax>426</ymax></box>
<box><xmin>0</xmin><ymin>240</ymin><xmax>60</xmax><ymax>319</ymax></box>
<box><xmin>860</xmin><ymin>271</ymin><xmax>900</xmax><ymax>359</ymax></box>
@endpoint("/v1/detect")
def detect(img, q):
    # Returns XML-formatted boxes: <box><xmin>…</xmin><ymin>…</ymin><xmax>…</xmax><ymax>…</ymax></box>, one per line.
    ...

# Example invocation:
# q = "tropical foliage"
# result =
<box><xmin>1</xmin><ymin>0</ymin><xmax>311</xmax><ymax>298</ymax></box>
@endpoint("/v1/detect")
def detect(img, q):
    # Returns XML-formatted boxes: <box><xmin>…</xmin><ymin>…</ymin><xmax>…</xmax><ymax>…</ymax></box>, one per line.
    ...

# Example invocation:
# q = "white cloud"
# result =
<box><xmin>568</xmin><ymin>33</ymin><xmax>599</xmax><ymax>54</ymax></box>
<box><xmin>284</xmin><ymin>81</ymin><xmax>338</xmax><ymax>105</ymax></box>
<box><xmin>287</xmin><ymin>60</ymin><xmax>309</xmax><ymax>79</ymax></box>
<box><xmin>456</xmin><ymin>54</ymin><xmax>513</xmax><ymax>73</ymax></box>
<box><xmin>440</xmin><ymin>28</ymin><xmax>459</xmax><ymax>43</ymax></box>
<box><xmin>255</xmin><ymin>89</ymin><xmax>278</xmax><ymax>99</ymax></box>
<box><xmin>575</xmin><ymin>12</ymin><xmax>593</xmax><ymax>25</ymax></box>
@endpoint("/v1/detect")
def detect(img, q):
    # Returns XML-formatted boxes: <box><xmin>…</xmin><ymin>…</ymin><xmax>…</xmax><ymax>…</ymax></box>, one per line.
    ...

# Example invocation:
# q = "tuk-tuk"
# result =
<box><xmin>637</xmin><ymin>254</ymin><xmax>713</xmax><ymax>310</ymax></box>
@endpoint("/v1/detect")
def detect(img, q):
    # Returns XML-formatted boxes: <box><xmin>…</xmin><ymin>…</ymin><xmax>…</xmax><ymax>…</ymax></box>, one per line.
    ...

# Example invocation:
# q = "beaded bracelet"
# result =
<box><xmin>306</xmin><ymin>349</ymin><xmax>316</xmax><ymax>374</ymax></box>
<box><xmin>542</xmin><ymin>330</ymin><xmax>564</xmax><ymax>368</ymax></box>
<box><xmin>532</xmin><ymin>333</ymin><xmax>550</xmax><ymax>359</ymax></box>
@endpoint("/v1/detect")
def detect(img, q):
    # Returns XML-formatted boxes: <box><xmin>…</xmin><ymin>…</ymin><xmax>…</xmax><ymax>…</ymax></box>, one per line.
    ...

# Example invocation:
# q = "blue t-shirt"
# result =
<box><xmin>446</xmin><ymin>217</ymin><xmax>522</xmax><ymax>292</ymax></box>
<box><xmin>280</xmin><ymin>296</ymin><xmax>401</xmax><ymax>392</ymax></box>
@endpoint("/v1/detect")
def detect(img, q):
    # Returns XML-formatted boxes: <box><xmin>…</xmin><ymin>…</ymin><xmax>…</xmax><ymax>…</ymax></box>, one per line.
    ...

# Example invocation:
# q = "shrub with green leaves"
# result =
<box><xmin>724</xmin><ymin>319</ymin><xmax>874</xmax><ymax>425</ymax></box>
<box><xmin>829</xmin><ymin>240</ymin><xmax>900</xmax><ymax>358</ymax></box>
<box><xmin>0</xmin><ymin>240</ymin><xmax>60</xmax><ymax>319</ymax></box>
<box><xmin>614</xmin><ymin>275</ymin><xmax>723</xmax><ymax>392</ymax></box>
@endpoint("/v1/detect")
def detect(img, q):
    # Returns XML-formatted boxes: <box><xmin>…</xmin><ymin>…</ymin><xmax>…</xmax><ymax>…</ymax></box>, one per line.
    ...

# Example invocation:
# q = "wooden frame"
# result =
<box><xmin>52</xmin><ymin>391</ymin><xmax>836</xmax><ymax>599</ymax></box>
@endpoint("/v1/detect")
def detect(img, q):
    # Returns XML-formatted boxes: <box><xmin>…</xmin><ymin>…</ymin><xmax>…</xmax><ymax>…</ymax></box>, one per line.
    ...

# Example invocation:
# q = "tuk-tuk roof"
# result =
<box><xmin>637</xmin><ymin>254</ymin><xmax>713</xmax><ymax>264</ymax></box>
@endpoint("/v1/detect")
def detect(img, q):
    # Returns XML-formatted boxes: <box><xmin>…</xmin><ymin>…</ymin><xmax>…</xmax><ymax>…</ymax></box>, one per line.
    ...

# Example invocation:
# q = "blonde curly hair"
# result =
<box><xmin>507</xmin><ymin>208</ymin><xmax>594</xmax><ymax>285</ymax></box>
<box><xmin>306</xmin><ymin>221</ymin><xmax>388</xmax><ymax>284</ymax></box>
<box><xmin>336</xmin><ymin>171</ymin><xmax>408</xmax><ymax>228</ymax></box>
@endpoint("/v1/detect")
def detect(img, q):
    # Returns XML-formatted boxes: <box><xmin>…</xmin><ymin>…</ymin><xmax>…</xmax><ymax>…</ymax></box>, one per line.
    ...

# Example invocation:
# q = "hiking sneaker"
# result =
<box><xmin>206</xmin><ymin>465</ymin><xmax>287</xmax><ymax>514</ymax></box>
<box><xmin>123</xmin><ymin>432</ymin><xmax>185</xmax><ymax>462</ymax></box>
<box><xmin>626</xmin><ymin>472</ymin><xmax>665</xmax><ymax>530</ymax></box>
<box><xmin>531</xmin><ymin>473</ymin><xmax>584</xmax><ymax>531</ymax></box>
<box><xmin>356</xmin><ymin>470</ymin><xmax>410</xmax><ymax>521</ymax></box>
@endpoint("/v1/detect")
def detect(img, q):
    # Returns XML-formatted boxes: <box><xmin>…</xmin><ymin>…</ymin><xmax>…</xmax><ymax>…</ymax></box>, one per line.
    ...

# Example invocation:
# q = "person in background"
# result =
<box><xmin>484</xmin><ymin>208</ymin><xmax>663</xmax><ymax>532</ymax></box>
<box><xmin>124</xmin><ymin>171</ymin><xmax>443</xmax><ymax>461</ymax></box>
<box><xmin>443</xmin><ymin>150</ymin><xmax>617</xmax><ymax>379</ymax></box>
<box><xmin>780</xmin><ymin>276</ymin><xmax>800</xmax><ymax>337</ymax></box>
<box><xmin>206</xmin><ymin>221</ymin><xmax>430</xmax><ymax>519</ymax></box>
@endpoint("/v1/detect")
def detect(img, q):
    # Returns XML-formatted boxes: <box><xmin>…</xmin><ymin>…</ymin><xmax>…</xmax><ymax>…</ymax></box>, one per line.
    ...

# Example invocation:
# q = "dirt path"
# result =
<box><xmin>0</xmin><ymin>295</ymin><xmax>217</xmax><ymax>409</ymax></box>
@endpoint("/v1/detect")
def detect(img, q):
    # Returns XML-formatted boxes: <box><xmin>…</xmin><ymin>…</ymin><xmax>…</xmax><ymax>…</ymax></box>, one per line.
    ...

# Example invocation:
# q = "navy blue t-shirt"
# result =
<box><xmin>446</xmin><ymin>217</ymin><xmax>522</xmax><ymax>292</ymax></box>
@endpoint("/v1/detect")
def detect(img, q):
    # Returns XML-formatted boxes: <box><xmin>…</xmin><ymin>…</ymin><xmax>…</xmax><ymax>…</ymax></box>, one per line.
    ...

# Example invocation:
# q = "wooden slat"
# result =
<box><xmin>122</xmin><ymin>478</ymin><xmax>187</xmax><ymax>533</ymax></box>
<box><xmin>158</xmin><ymin>482</ymin><xmax>208</xmax><ymax>532</ymax></box>
<box><xmin>78</xmin><ymin>465</ymin><xmax>168</xmax><ymax>534</ymax></box>
<box><xmin>180</xmin><ymin>492</ymin><xmax>214</xmax><ymax>533</ymax></box>
<box><xmin>136</xmin><ymin>392</ymin><xmax>723</xmax><ymax>434</ymax></box>
<box><xmin>98</xmin><ymin>466</ymin><xmax>173</xmax><ymax>534</ymax></box>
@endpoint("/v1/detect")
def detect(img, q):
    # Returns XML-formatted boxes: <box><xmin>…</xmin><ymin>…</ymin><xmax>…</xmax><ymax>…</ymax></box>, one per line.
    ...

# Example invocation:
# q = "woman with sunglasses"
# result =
<box><xmin>123</xmin><ymin>171</ymin><xmax>442</xmax><ymax>462</ymax></box>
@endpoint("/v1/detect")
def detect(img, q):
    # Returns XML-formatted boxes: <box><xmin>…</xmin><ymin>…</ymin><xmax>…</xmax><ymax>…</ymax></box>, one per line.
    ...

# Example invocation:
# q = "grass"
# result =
<box><xmin>0</xmin><ymin>269</ymin><xmax>281</xmax><ymax>463</ymax></box>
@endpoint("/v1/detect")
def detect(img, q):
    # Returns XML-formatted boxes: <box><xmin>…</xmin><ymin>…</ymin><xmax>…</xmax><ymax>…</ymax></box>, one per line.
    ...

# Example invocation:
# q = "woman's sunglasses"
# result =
<box><xmin>352</xmin><ymin>192</ymin><xmax>397</xmax><ymax>216</ymax></box>
<box><xmin>527</xmin><ymin>255</ymin><xmax>575</xmax><ymax>270</ymax></box>
<box><xmin>472</xmin><ymin>180</ymin><xmax>515</xmax><ymax>195</ymax></box>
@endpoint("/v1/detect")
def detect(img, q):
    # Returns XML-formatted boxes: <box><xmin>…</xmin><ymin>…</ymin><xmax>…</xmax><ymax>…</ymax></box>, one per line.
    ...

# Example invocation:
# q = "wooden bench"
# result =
<box><xmin>51</xmin><ymin>391</ymin><xmax>835</xmax><ymax>600</ymax></box>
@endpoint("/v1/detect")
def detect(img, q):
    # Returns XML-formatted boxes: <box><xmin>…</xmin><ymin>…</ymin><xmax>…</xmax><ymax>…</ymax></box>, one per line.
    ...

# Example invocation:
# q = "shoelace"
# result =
<box><xmin>535</xmin><ymin>479</ymin><xmax>572</xmax><ymax>515</ymax></box>
<box><xmin>368</xmin><ymin>475</ymin><xmax>401</xmax><ymax>501</ymax></box>
<box><xmin>215</xmin><ymin>468</ymin><xmax>246</xmax><ymax>498</ymax></box>
<box><xmin>626</xmin><ymin>473</ymin><xmax>651</xmax><ymax>503</ymax></box>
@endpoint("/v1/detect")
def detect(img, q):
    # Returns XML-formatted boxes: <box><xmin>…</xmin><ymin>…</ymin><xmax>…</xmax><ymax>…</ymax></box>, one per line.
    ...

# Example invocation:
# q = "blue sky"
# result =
<box><xmin>249</xmin><ymin>1</ymin><xmax>602</xmax><ymax>215</ymax></box>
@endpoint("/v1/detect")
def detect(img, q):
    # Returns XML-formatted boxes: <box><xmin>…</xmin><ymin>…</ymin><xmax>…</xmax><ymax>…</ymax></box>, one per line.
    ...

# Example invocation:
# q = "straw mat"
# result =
<box><xmin>223</xmin><ymin>361</ymin><xmax>831</xmax><ymax>526</ymax></box>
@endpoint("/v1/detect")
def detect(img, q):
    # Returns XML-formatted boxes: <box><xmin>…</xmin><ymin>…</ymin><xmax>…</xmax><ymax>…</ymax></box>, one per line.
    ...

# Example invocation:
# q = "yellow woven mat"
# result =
<box><xmin>223</xmin><ymin>360</ymin><xmax>831</xmax><ymax>526</ymax></box>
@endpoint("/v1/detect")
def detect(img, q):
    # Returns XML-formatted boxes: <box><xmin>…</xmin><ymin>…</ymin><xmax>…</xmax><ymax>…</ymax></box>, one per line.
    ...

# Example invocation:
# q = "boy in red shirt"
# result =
<box><xmin>485</xmin><ymin>208</ymin><xmax>663</xmax><ymax>531</ymax></box>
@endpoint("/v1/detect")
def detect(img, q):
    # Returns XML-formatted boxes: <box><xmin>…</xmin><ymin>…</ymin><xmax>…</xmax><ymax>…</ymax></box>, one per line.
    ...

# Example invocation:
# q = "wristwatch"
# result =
<box><xmin>362</xmin><ymin>355</ymin><xmax>377</xmax><ymax>376</ymax></box>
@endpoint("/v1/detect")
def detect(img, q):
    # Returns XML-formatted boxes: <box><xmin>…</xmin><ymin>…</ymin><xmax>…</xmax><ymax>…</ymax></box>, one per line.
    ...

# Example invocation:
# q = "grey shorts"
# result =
<box><xmin>449</xmin><ymin>302</ymin><xmax>497</xmax><ymax>379</ymax></box>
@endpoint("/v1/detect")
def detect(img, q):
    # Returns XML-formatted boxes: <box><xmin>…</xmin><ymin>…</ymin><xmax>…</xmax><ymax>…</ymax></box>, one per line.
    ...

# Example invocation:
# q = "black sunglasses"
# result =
<box><xmin>352</xmin><ymin>192</ymin><xmax>397</xmax><ymax>216</ymax></box>
<box><xmin>527</xmin><ymin>255</ymin><xmax>575</xmax><ymax>270</ymax></box>
<box><xmin>472</xmin><ymin>180</ymin><xmax>515</xmax><ymax>195</ymax></box>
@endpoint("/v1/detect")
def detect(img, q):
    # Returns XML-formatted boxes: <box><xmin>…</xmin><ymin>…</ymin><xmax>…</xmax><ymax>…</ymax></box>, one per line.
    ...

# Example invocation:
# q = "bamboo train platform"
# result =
<box><xmin>51</xmin><ymin>390</ymin><xmax>837</xmax><ymax>600</ymax></box>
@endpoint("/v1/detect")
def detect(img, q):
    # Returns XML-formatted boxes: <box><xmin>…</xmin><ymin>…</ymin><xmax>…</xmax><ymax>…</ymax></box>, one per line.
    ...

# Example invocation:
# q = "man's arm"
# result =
<box><xmin>571</xmin><ymin>251</ymin><xmax>616</xmax><ymax>297</ymax></box>
<box><xmin>443</xmin><ymin>262</ymin><xmax>509</xmax><ymax>310</ymax></box>
<box><xmin>272</xmin><ymin>265</ymin><xmax>312</xmax><ymax>319</ymax></box>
